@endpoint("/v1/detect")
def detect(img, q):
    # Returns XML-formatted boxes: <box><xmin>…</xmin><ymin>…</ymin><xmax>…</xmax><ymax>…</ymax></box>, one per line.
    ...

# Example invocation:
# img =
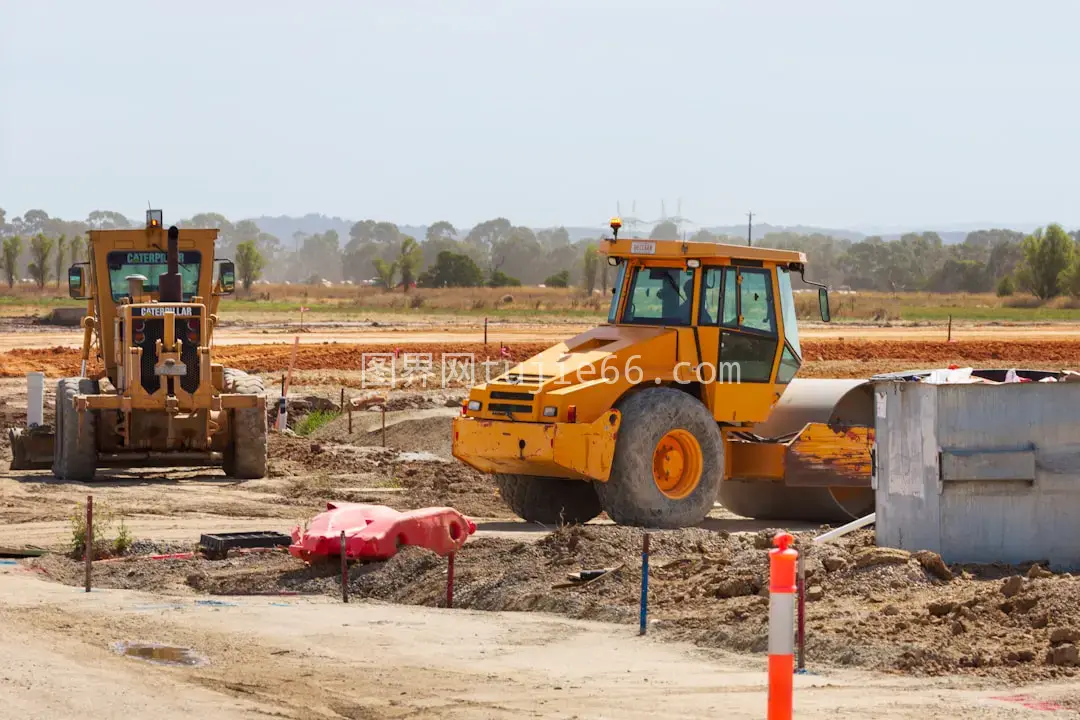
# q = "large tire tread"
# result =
<box><xmin>495</xmin><ymin>473</ymin><xmax>602</xmax><ymax>525</ymax></box>
<box><xmin>52</xmin><ymin>377</ymin><xmax>98</xmax><ymax>482</ymax></box>
<box><xmin>595</xmin><ymin>387</ymin><xmax>723</xmax><ymax>529</ymax></box>
<box><xmin>222</xmin><ymin>368</ymin><xmax>267</xmax><ymax>479</ymax></box>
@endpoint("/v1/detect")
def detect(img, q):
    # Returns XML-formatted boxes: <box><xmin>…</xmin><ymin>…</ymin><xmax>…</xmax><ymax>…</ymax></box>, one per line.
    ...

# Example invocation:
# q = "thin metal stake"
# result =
<box><xmin>85</xmin><ymin>495</ymin><xmax>93</xmax><ymax>592</ymax></box>
<box><xmin>639</xmin><ymin>532</ymin><xmax>650</xmax><ymax>635</ymax></box>
<box><xmin>447</xmin><ymin>553</ymin><xmax>455</xmax><ymax>609</ymax></box>
<box><xmin>340</xmin><ymin>530</ymin><xmax>349</xmax><ymax>603</ymax></box>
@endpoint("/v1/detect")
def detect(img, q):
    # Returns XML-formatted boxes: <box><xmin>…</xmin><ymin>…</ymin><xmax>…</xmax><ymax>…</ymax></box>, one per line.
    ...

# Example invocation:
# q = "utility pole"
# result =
<box><xmin>746</xmin><ymin>211</ymin><xmax>754</xmax><ymax>247</ymax></box>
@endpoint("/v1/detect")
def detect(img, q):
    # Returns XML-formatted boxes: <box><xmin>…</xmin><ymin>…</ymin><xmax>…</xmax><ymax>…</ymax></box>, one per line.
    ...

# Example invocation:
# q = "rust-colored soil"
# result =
<box><xmin>5</xmin><ymin>338</ymin><xmax>1080</xmax><ymax>379</ymax></box>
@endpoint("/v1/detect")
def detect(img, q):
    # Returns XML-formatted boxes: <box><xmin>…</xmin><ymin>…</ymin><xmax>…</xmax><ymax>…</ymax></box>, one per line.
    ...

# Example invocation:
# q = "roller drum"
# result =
<box><xmin>720</xmin><ymin>378</ymin><xmax>876</xmax><ymax>523</ymax></box>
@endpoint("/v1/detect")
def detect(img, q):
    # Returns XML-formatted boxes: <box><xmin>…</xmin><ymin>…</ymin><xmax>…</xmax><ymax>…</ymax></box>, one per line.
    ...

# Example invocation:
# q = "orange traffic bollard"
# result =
<box><xmin>768</xmin><ymin>531</ymin><xmax>797</xmax><ymax>720</ymax></box>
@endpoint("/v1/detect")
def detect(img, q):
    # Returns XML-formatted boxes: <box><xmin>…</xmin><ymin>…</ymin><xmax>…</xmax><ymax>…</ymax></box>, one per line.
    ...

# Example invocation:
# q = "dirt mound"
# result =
<box><xmin>266</xmin><ymin>432</ymin><xmax>505</xmax><ymax>518</ymax></box>
<box><xmin>359</xmin><ymin>416</ymin><xmax>453</xmax><ymax>457</ymax></box>
<box><xmin>310</xmin><ymin>408</ymin><xmax>457</xmax><ymax>450</ymax></box>
<box><xmin>32</xmin><ymin>525</ymin><xmax>1080</xmax><ymax>683</ymax></box>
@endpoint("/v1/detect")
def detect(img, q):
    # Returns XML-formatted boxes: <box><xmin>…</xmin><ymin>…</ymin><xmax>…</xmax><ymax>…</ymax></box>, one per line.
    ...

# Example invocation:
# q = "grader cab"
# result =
<box><xmin>9</xmin><ymin>210</ymin><xmax>268</xmax><ymax>481</ymax></box>
<box><xmin>452</xmin><ymin>218</ymin><xmax>875</xmax><ymax>528</ymax></box>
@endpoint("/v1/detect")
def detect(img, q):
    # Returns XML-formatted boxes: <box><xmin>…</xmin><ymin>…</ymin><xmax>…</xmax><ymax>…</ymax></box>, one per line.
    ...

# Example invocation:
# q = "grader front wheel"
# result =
<box><xmin>52</xmin><ymin>377</ymin><xmax>99</xmax><ymax>482</ymax></box>
<box><xmin>222</xmin><ymin>368</ymin><xmax>268</xmax><ymax>480</ymax></box>
<box><xmin>595</xmin><ymin>387</ymin><xmax>723</xmax><ymax>528</ymax></box>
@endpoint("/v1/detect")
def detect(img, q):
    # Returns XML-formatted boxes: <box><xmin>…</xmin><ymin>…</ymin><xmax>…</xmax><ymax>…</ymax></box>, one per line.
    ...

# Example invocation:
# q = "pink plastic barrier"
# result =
<box><xmin>289</xmin><ymin>502</ymin><xmax>476</xmax><ymax>562</ymax></box>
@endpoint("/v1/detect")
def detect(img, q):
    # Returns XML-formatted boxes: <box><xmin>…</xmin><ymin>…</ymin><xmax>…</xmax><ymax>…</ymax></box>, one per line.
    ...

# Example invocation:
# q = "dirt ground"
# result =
<box><xmin>25</xmin><ymin>524</ymin><xmax>1080</xmax><ymax>687</ymax></box>
<box><xmin>8</xmin><ymin>568</ymin><xmax>1080</xmax><ymax>720</ymax></box>
<box><xmin>5</xmin><ymin>319</ymin><xmax>1080</xmax><ymax>717</ymax></box>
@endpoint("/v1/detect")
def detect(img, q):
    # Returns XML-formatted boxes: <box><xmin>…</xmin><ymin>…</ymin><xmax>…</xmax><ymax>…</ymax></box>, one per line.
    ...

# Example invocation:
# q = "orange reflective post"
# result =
<box><xmin>768</xmin><ymin>531</ymin><xmax>797</xmax><ymax>720</ymax></box>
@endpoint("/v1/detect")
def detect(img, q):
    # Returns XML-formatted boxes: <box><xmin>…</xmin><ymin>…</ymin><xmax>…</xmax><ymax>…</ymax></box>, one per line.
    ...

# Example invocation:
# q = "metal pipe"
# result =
<box><xmin>27</xmin><ymin>372</ymin><xmax>44</xmax><ymax>428</ymax></box>
<box><xmin>446</xmin><ymin>553</ymin><xmax>455</xmax><ymax>608</ymax></box>
<box><xmin>84</xmin><ymin>495</ymin><xmax>93</xmax><ymax>592</ymax></box>
<box><xmin>639</xmin><ymin>533</ymin><xmax>650</xmax><ymax>635</ymax></box>
<box><xmin>340</xmin><ymin>531</ymin><xmax>349</xmax><ymax>603</ymax></box>
<box><xmin>813</xmin><ymin>512</ymin><xmax>876</xmax><ymax>545</ymax></box>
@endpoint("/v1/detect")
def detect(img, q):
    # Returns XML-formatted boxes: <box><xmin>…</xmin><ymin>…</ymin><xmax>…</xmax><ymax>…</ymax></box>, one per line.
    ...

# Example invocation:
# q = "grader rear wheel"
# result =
<box><xmin>222</xmin><ymin>368</ymin><xmax>267</xmax><ymax>480</ymax></box>
<box><xmin>595</xmin><ymin>387</ymin><xmax>723</xmax><ymax>528</ymax></box>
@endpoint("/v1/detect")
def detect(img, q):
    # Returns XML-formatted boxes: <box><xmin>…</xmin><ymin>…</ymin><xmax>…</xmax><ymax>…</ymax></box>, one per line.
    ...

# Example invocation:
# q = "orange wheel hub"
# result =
<box><xmin>651</xmin><ymin>428</ymin><xmax>703</xmax><ymax>500</ymax></box>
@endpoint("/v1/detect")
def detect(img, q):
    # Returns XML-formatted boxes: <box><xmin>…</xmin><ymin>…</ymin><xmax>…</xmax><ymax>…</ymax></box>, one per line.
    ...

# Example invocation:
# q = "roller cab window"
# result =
<box><xmin>621</xmin><ymin>266</ymin><xmax>695</xmax><ymax>326</ymax></box>
<box><xmin>718</xmin><ymin>267</ymin><xmax>778</xmax><ymax>383</ymax></box>
<box><xmin>775</xmin><ymin>268</ymin><xmax>803</xmax><ymax>384</ymax></box>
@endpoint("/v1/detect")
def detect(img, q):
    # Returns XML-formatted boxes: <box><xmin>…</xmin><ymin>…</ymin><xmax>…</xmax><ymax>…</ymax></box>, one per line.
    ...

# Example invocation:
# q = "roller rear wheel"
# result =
<box><xmin>495</xmin><ymin>473</ymin><xmax>602</xmax><ymax>525</ymax></box>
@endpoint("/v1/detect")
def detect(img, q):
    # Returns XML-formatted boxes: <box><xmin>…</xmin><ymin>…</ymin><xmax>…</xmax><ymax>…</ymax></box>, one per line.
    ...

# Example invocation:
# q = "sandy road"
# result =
<box><xmin>0</xmin><ymin>567</ymin><xmax>1071</xmax><ymax>720</ymax></box>
<box><xmin>5</xmin><ymin>321</ymin><xmax>1080</xmax><ymax>351</ymax></box>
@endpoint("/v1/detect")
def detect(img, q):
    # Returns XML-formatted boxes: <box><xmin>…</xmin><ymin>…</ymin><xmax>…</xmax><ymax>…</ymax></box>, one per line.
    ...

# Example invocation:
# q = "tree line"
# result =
<box><xmin>2</xmin><ymin>207</ymin><xmax>1079</xmax><ymax>299</ymax></box>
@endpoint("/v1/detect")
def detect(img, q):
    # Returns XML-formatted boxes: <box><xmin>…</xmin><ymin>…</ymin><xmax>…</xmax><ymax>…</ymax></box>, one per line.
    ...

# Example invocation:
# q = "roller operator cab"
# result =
<box><xmin>452</xmin><ymin>218</ymin><xmax>842</xmax><ymax>529</ymax></box>
<box><xmin>12</xmin><ymin>209</ymin><xmax>270</xmax><ymax>481</ymax></box>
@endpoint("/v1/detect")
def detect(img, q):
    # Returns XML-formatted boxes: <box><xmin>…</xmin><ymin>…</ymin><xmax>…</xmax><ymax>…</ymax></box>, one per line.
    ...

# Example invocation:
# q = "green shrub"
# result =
<box><xmin>294</xmin><ymin>409</ymin><xmax>340</xmax><ymax>436</ymax></box>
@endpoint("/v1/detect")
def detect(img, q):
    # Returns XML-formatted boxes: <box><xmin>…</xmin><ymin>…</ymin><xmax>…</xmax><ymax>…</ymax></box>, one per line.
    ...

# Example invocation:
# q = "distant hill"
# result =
<box><xmin>252</xmin><ymin>214</ymin><xmax>430</xmax><ymax>244</ymax></box>
<box><xmin>249</xmin><ymin>215</ymin><xmax>1042</xmax><ymax>247</ymax></box>
<box><xmin>252</xmin><ymin>214</ymin><xmax>353</xmax><ymax>245</ymax></box>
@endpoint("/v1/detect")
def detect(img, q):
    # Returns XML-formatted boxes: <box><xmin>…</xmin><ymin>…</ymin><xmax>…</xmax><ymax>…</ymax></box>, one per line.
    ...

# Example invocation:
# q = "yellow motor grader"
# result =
<box><xmin>452</xmin><ymin>219</ymin><xmax>875</xmax><ymax>528</ymax></box>
<box><xmin>8</xmin><ymin>210</ymin><xmax>267</xmax><ymax>480</ymax></box>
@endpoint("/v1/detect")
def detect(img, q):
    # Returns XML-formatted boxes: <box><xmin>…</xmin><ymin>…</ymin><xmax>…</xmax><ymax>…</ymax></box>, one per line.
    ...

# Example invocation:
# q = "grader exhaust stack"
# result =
<box><xmin>158</xmin><ymin>224</ymin><xmax>182</xmax><ymax>303</ymax></box>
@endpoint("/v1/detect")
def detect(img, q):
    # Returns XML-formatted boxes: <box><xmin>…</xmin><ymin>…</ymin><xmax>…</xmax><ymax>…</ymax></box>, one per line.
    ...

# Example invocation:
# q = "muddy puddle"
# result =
<box><xmin>111</xmin><ymin>641</ymin><xmax>208</xmax><ymax>667</ymax></box>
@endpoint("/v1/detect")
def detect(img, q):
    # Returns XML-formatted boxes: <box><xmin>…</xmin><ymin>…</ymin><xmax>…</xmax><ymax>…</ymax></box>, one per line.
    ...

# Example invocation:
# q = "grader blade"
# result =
<box><xmin>8</xmin><ymin>426</ymin><xmax>55</xmax><ymax>471</ymax></box>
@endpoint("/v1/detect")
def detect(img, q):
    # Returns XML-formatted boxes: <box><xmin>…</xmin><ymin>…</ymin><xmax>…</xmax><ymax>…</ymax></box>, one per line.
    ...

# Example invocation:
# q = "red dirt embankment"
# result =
<box><xmin>3</xmin><ymin>338</ymin><xmax>1080</xmax><ymax>378</ymax></box>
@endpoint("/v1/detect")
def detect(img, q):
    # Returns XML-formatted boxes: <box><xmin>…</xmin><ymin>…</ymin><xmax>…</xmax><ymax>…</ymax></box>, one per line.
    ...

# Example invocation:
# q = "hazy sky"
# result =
<box><xmin>2</xmin><ymin>1</ymin><xmax>1078</xmax><ymax>231</ymax></box>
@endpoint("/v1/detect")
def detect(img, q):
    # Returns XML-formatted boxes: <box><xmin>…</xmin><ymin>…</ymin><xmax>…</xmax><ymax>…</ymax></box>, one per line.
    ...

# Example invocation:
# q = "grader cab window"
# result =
<box><xmin>621</xmin><ymin>267</ymin><xmax>695</xmax><ymax>326</ymax></box>
<box><xmin>107</xmin><ymin>251</ymin><xmax>202</xmax><ymax>302</ymax></box>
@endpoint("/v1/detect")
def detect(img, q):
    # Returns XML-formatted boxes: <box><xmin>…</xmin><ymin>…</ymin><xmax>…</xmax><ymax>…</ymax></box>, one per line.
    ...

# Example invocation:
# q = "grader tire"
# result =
<box><xmin>595</xmin><ymin>387</ymin><xmax>723</xmax><ymax>529</ymax></box>
<box><xmin>495</xmin><ymin>473</ymin><xmax>602</xmax><ymax>525</ymax></box>
<box><xmin>222</xmin><ymin>368</ymin><xmax>267</xmax><ymax>480</ymax></box>
<box><xmin>51</xmin><ymin>377</ymin><xmax>99</xmax><ymax>482</ymax></box>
